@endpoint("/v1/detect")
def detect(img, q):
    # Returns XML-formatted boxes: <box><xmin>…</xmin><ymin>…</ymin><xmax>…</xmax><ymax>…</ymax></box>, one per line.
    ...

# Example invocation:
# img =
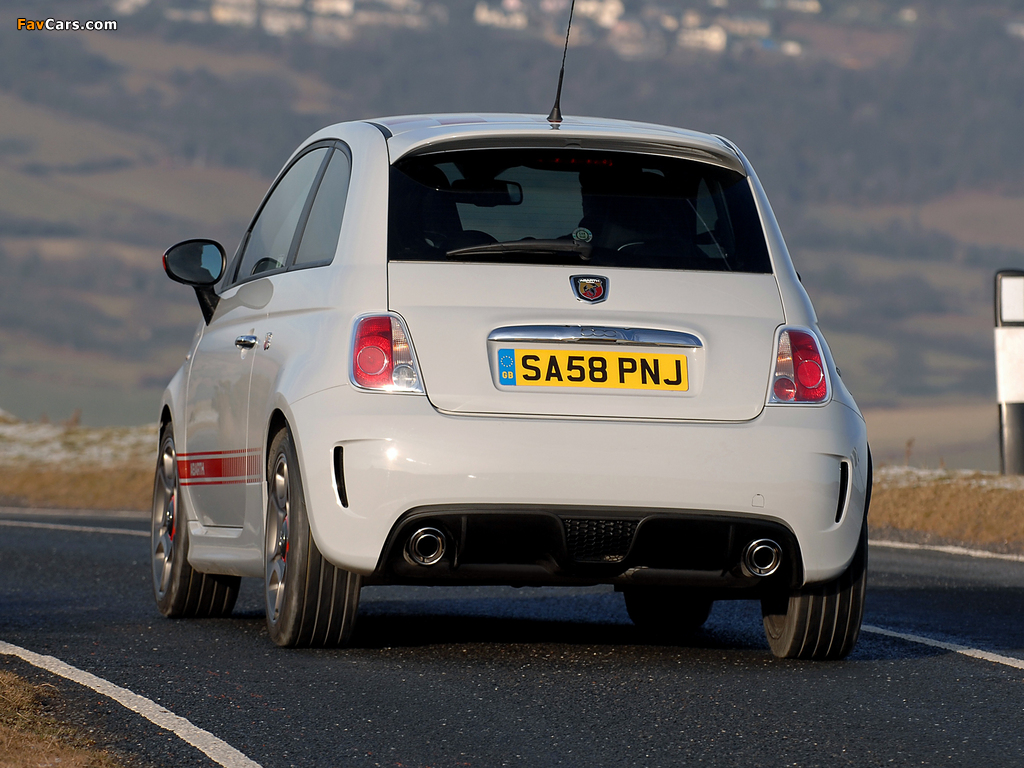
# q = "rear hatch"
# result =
<box><xmin>386</xmin><ymin>144</ymin><xmax>784</xmax><ymax>422</ymax></box>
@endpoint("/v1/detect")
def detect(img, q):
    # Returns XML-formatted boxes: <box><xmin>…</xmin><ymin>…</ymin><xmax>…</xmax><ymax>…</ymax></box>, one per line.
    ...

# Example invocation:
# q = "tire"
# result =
<box><xmin>264</xmin><ymin>426</ymin><xmax>361</xmax><ymax>648</ymax></box>
<box><xmin>623</xmin><ymin>587</ymin><xmax>713</xmax><ymax>638</ymax></box>
<box><xmin>761</xmin><ymin>453</ymin><xmax>871</xmax><ymax>661</ymax></box>
<box><xmin>151</xmin><ymin>423</ymin><xmax>240</xmax><ymax>618</ymax></box>
<box><xmin>761</xmin><ymin>520</ymin><xmax>867</xmax><ymax>660</ymax></box>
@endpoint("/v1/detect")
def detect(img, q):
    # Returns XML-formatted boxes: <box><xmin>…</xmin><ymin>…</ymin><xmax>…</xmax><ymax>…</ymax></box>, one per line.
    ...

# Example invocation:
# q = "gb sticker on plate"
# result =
<box><xmin>498</xmin><ymin>349</ymin><xmax>517</xmax><ymax>386</ymax></box>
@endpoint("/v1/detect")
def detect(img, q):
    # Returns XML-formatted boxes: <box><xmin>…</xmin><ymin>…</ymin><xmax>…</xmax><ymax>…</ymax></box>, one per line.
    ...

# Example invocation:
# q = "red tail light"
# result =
<box><xmin>769</xmin><ymin>328</ymin><xmax>828</xmax><ymax>404</ymax></box>
<box><xmin>351</xmin><ymin>315</ymin><xmax>424</xmax><ymax>393</ymax></box>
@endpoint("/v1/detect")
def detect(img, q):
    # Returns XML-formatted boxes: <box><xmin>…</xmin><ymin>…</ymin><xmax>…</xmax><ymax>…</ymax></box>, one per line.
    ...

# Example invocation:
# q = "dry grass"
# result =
<box><xmin>0</xmin><ymin>670</ymin><xmax>126</xmax><ymax>768</ymax></box>
<box><xmin>870</xmin><ymin>466</ymin><xmax>1024</xmax><ymax>553</ymax></box>
<box><xmin>0</xmin><ymin>420</ymin><xmax>156</xmax><ymax>510</ymax></box>
<box><xmin>0</xmin><ymin>466</ymin><xmax>152</xmax><ymax>511</ymax></box>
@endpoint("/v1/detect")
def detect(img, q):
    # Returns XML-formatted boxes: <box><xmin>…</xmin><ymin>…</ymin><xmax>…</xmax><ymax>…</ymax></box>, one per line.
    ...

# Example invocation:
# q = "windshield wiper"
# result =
<box><xmin>446</xmin><ymin>239</ymin><xmax>592</xmax><ymax>261</ymax></box>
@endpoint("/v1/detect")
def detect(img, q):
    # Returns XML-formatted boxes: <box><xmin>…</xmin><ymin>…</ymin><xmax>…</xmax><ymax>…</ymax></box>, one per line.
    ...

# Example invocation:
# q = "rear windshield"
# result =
<box><xmin>388</xmin><ymin>148</ymin><xmax>772</xmax><ymax>273</ymax></box>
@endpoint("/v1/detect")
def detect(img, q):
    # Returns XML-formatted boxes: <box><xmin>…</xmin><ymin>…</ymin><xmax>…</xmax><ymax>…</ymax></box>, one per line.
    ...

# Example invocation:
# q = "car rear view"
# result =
<box><xmin>345</xmin><ymin>119</ymin><xmax>870</xmax><ymax>659</ymax></box>
<box><xmin>155</xmin><ymin>113</ymin><xmax>869</xmax><ymax>660</ymax></box>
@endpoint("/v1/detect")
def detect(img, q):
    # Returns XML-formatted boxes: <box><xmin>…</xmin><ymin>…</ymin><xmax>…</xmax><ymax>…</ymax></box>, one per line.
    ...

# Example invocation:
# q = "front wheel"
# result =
<box><xmin>623</xmin><ymin>587</ymin><xmax>713</xmax><ymax>638</ymax></box>
<box><xmin>264</xmin><ymin>426</ymin><xmax>361</xmax><ymax>648</ymax></box>
<box><xmin>151</xmin><ymin>422</ymin><xmax>239</xmax><ymax>618</ymax></box>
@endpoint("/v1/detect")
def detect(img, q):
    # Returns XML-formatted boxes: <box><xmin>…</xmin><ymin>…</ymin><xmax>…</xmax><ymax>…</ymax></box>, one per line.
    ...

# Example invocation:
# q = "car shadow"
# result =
<box><xmin>225</xmin><ymin>581</ymin><xmax>1022</xmax><ymax>662</ymax></box>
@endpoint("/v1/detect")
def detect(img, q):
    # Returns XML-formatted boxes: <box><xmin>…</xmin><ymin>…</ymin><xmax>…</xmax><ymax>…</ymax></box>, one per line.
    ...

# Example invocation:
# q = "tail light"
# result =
<box><xmin>351</xmin><ymin>314</ymin><xmax>424</xmax><ymax>393</ymax></box>
<box><xmin>768</xmin><ymin>328</ymin><xmax>829</xmax><ymax>404</ymax></box>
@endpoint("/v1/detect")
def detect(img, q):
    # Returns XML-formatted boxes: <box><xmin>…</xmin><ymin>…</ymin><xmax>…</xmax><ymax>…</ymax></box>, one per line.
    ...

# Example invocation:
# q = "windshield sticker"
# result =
<box><xmin>572</xmin><ymin>227</ymin><xmax>593</xmax><ymax>244</ymax></box>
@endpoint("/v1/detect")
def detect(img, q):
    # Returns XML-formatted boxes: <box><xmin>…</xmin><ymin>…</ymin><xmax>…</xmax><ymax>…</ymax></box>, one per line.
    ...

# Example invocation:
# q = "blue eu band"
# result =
<box><xmin>498</xmin><ymin>349</ymin><xmax>516</xmax><ymax>386</ymax></box>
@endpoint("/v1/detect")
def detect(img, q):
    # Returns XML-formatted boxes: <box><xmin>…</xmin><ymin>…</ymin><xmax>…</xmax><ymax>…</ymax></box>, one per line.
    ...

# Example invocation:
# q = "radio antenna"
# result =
<box><xmin>546</xmin><ymin>0</ymin><xmax>577</xmax><ymax>124</ymax></box>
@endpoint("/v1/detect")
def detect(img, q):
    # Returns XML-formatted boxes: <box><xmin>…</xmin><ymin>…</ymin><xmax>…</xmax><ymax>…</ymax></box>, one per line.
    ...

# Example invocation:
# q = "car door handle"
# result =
<box><xmin>235</xmin><ymin>335</ymin><xmax>258</xmax><ymax>349</ymax></box>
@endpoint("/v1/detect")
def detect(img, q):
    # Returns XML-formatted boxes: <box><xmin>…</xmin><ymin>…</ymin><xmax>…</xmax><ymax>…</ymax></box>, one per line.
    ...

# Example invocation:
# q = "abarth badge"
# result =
<box><xmin>570</xmin><ymin>275</ymin><xmax>608</xmax><ymax>304</ymax></box>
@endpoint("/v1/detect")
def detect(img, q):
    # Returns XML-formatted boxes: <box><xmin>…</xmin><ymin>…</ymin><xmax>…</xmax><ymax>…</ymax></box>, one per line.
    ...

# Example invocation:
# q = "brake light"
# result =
<box><xmin>351</xmin><ymin>315</ymin><xmax>424</xmax><ymax>393</ymax></box>
<box><xmin>769</xmin><ymin>329</ymin><xmax>828</xmax><ymax>403</ymax></box>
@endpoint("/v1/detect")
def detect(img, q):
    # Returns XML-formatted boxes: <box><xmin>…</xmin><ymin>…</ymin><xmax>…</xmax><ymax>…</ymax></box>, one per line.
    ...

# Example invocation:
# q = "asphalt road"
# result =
<box><xmin>1</xmin><ymin>508</ymin><xmax>1023</xmax><ymax>768</ymax></box>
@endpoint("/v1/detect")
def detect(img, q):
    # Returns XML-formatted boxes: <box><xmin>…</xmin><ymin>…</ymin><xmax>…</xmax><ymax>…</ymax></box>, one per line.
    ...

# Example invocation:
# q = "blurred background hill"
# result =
<box><xmin>2</xmin><ymin>0</ymin><xmax>1024</xmax><ymax>467</ymax></box>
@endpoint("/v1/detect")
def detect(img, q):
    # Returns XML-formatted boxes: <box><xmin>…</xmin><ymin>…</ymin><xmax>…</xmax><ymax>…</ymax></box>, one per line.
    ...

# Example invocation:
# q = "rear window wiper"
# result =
<box><xmin>446</xmin><ymin>239</ymin><xmax>592</xmax><ymax>261</ymax></box>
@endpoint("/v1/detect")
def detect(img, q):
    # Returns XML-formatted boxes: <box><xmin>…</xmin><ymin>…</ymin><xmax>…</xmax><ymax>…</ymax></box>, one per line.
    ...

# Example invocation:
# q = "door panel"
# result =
<box><xmin>245</xmin><ymin>148</ymin><xmax>353</xmax><ymax>527</ymax></box>
<box><xmin>182</xmin><ymin>299</ymin><xmax>260</xmax><ymax>528</ymax></box>
<box><xmin>183</xmin><ymin>145</ymin><xmax>334</xmax><ymax>527</ymax></box>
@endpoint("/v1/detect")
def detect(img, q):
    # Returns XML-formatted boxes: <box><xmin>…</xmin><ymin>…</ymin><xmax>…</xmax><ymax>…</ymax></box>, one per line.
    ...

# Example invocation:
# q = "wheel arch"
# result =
<box><xmin>266</xmin><ymin>409</ymin><xmax>290</xmax><ymax>479</ymax></box>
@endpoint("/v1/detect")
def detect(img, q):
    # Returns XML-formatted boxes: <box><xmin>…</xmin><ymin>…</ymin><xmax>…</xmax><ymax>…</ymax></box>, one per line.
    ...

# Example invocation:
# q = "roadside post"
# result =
<box><xmin>995</xmin><ymin>270</ymin><xmax>1024</xmax><ymax>474</ymax></box>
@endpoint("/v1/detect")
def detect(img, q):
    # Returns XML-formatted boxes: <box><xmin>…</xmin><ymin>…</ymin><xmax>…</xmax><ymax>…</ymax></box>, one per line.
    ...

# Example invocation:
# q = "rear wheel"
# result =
<box><xmin>761</xmin><ymin>521</ymin><xmax>867</xmax><ymax>660</ymax></box>
<box><xmin>761</xmin><ymin>453</ymin><xmax>871</xmax><ymax>661</ymax></box>
<box><xmin>151</xmin><ymin>422</ymin><xmax>240</xmax><ymax>618</ymax></box>
<box><xmin>623</xmin><ymin>587</ymin><xmax>713</xmax><ymax>638</ymax></box>
<box><xmin>264</xmin><ymin>426</ymin><xmax>361</xmax><ymax>648</ymax></box>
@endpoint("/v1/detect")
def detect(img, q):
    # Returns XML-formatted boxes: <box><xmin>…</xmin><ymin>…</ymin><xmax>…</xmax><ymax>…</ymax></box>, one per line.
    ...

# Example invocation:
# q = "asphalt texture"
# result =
<box><xmin>1</xmin><ymin>509</ymin><xmax>1023</xmax><ymax>768</ymax></box>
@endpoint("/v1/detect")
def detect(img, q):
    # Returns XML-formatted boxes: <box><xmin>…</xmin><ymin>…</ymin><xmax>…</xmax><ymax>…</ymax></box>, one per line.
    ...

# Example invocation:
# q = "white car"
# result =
<box><xmin>153</xmin><ymin>113</ymin><xmax>870</xmax><ymax>659</ymax></box>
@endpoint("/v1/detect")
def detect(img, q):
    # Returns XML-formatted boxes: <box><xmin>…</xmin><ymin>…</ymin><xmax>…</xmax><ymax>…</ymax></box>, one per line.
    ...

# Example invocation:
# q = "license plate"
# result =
<box><xmin>498</xmin><ymin>348</ymin><xmax>688</xmax><ymax>391</ymax></box>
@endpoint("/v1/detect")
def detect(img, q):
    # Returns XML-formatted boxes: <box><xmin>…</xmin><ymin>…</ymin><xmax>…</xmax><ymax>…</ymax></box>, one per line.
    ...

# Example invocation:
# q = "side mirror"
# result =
<box><xmin>162</xmin><ymin>239</ymin><xmax>226</xmax><ymax>324</ymax></box>
<box><xmin>163</xmin><ymin>239</ymin><xmax>225</xmax><ymax>286</ymax></box>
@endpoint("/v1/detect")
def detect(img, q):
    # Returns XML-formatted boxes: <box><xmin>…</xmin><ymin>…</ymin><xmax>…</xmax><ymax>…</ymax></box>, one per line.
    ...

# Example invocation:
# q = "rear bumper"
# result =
<box><xmin>287</xmin><ymin>387</ymin><xmax>868</xmax><ymax>586</ymax></box>
<box><xmin>372</xmin><ymin>505</ymin><xmax>802</xmax><ymax>594</ymax></box>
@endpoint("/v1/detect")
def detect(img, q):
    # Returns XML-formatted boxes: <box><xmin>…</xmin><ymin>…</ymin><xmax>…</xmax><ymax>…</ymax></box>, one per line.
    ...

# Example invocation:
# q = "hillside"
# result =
<box><xmin>1</xmin><ymin>0</ymin><xmax>1023</xmax><ymax>430</ymax></box>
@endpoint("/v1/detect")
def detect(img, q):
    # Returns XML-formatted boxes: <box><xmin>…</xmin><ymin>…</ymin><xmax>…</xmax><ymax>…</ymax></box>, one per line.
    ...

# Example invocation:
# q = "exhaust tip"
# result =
<box><xmin>405</xmin><ymin>527</ymin><xmax>447</xmax><ymax>566</ymax></box>
<box><xmin>742</xmin><ymin>539</ymin><xmax>782</xmax><ymax>577</ymax></box>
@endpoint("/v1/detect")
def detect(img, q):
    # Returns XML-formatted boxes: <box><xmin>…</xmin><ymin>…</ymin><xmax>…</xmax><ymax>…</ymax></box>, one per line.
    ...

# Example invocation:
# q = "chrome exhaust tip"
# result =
<box><xmin>405</xmin><ymin>527</ymin><xmax>447</xmax><ymax>566</ymax></box>
<box><xmin>742</xmin><ymin>539</ymin><xmax>782</xmax><ymax>577</ymax></box>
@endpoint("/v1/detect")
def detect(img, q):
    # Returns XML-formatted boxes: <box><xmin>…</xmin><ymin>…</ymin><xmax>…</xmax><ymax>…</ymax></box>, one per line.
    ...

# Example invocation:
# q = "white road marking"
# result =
<box><xmin>862</xmin><ymin>625</ymin><xmax>1024</xmax><ymax>671</ymax></box>
<box><xmin>871</xmin><ymin>539</ymin><xmax>1024</xmax><ymax>563</ymax></box>
<box><xmin>0</xmin><ymin>506</ymin><xmax>148</xmax><ymax>520</ymax></box>
<box><xmin>0</xmin><ymin>641</ymin><xmax>262</xmax><ymax>768</ymax></box>
<box><xmin>0</xmin><ymin>520</ymin><xmax>148</xmax><ymax>537</ymax></box>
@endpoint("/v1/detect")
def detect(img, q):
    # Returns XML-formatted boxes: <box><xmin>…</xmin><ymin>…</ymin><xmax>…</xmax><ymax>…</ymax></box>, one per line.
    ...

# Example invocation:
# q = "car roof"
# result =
<box><xmin>353</xmin><ymin>113</ymin><xmax>746</xmax><ymax>174</ymax></box>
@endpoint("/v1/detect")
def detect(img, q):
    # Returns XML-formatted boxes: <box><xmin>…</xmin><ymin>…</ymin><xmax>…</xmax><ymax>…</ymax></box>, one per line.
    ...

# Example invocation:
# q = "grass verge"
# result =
<box><xmin>0</xmin><ymin>670</ymin><xmax>127</xmax><ymax>768</ymax></box>
<box><xmin>0</xmin><ymin>466</ymin><xmax>152</xmax><ymax>511</ymax></box>
<box><xmin>0</xmin><ymin>419</ymin><xmax>155</xmax><ymax>510</ymax></box>
<box><xmin>870</xmin><ymin>466</ymin><xmax>1024</xmax><ymax>554</ymax></box>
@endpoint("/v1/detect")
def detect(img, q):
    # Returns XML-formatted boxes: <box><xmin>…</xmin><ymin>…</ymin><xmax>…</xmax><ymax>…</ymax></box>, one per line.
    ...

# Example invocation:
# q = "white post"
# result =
<box><xmin>995</xmin><ymin>270</ymin><xmax>1024</xmax><ymax>474</ymax></box>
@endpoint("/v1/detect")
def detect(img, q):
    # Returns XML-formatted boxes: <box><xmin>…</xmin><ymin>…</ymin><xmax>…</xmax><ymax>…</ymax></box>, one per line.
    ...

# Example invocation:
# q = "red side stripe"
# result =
<box><xmin>178</xmin><ymin>448</ymin><xmax>263</xmax><ymax>486</ymax></box>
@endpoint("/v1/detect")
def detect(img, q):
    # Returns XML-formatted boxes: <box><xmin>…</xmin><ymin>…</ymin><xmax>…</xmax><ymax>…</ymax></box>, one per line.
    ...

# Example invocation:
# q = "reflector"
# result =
<box><xmin>773</xmin><ymin>377</ymin><xmax>796</xmax><ymax>401</ymax></box>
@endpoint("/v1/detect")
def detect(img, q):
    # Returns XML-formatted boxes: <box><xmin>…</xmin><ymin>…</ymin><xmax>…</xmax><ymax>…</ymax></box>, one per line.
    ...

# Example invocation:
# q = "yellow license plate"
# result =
<box><xmin>497</xmin><ymin>348</ymin><xmax>688</xmax><ymax>391</ymax></box>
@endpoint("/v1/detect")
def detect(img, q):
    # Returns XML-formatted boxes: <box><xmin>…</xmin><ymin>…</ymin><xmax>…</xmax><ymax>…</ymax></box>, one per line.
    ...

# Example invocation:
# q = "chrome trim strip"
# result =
<box><xmin>487</xmin><ymin>325</ymin><xmax>703</xmax><ymax>349</ymax></box>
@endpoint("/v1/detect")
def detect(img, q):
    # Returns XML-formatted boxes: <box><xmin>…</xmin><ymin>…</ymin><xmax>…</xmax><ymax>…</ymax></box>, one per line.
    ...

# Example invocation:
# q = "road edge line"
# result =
<box><xmin>862</xmin><ymin>625</ymin><xmax>1024</xmax><ymax>671</ymax></box>
<box><xmin>869</xmin><ymin>539</ymin><xmax>1024</xmax><ymax>563</ymax></box>
<box><xmin>0</xmin><ymin>520</ymin><xmax>148</xmax><ymax>537</ymax></box>
<box><xmin>0</xmin><ymin>641</ymin><xmax>262</xmax><ymax>768</ymax></box>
